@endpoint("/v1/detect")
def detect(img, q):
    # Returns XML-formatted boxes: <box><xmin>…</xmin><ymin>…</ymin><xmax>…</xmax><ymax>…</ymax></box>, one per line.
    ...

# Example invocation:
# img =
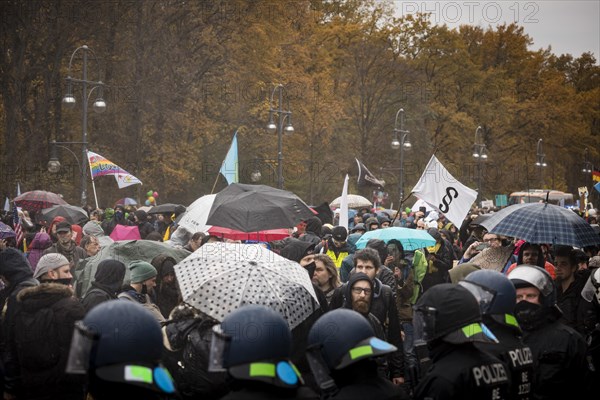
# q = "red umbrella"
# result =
<box><xmin>208</xmin><ymin>226</ymin><xmax>291</xmax><ymax>242</ymax></box>
<box><xmin>109</xmin><ymin>225</ymin><xmax>142</xmax><ymax>241</ymax></box>
<box><xmin>14</xmin><ymin>190</ymin><xmax>68</xmax><ymax>211</ymax></box>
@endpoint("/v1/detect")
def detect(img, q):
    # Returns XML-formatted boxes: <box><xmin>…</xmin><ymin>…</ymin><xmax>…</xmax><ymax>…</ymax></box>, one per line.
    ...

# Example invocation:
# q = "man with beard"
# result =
<box><xmin>151</xmin><ymin>254</ymin><xmax>181</xmax><ymax>318</ymax></box>
<box><xmin>81</xmin><ymin>259</ymin><xmax>126</xmax><ymax>312</ymax></box>
<box><xmin>508</xmin><ymin>265</ymin><xmax>588</xmax><ymax>399</ymax></box>
<box><xmin>118</xmin><ymin>260</ymin><xmax>164</xmax><ymax>322</ymax></box>
<box><xmin>5</xmin><ymin>253</ymin><xmax>85</xmax><ymax>399</ymax></box>
<box><xmin>43</xmin><ymin>221</ymin><xmax>87</xmax><ymax>272</ymax></box>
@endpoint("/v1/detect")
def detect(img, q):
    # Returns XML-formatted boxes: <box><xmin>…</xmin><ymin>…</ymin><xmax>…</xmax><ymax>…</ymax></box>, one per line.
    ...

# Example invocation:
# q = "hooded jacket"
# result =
<box><xmin>26</xmin><ymin>232</ymin><xmax>53</xmax><ymax>270</ymax></box>
<box><xmin>82</xmin><ymin>221</ymin><xmax>114</xmax><ymax>248</ymax></box>
<box><xmin>81</xmin><ymin>259</ymin><xmax>126</xmax><ymax>312</ymax></box>
<box><xmin>300</xmin><ymin>217</ymin><xmax>322</xmax><ymax>246</ymax></box>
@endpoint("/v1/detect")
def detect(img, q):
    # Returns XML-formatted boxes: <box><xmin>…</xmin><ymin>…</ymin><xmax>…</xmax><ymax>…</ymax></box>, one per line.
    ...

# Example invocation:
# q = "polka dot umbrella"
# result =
<box><xmin>174</xmin><ymin>242</ymin><xmax>320</xmax><ymax>329</ymax></box>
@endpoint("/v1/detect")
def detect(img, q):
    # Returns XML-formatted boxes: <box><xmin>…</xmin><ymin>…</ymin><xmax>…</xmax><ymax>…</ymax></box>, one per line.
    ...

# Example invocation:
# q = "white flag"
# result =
<box><xmin>3</xmin><ymin>197</ymin><xmax>10</xmax><ymax>212</ymax></box>
<box><xmin>115</xmin><ymin>173</ymin><xmax>142</xmax><ymax>189</ymax></box>
<box><xmin>339</xmin><ymin>174</ymin><xmax>349</xmax><ymax>231</ymax></box>
<box><xmin>411</xmin><ymin>155</ymin><xmax>477</xmax><ymax>228</ymax></box>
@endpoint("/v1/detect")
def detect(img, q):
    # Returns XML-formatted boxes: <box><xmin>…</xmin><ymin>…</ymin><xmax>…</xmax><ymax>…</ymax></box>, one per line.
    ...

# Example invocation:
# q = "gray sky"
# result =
<box><xmin>394</xmin><ymin>1</ymin><xmax>600</xmax><ymax>60</ymax></box>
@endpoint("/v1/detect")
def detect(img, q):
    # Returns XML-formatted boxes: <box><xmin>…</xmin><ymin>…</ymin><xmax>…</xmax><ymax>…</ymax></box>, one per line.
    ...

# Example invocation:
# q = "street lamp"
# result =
<box><xmin>266</xmin><ymin>84</ymin><xmax>294</xmax><ymax>189</ymax></box>
<box><xmin>391</xmin><ymin>108</ymin><xmax>411</xmax><ymax>205</ymax></box>
<box><xmin>472</xmin><ymin>126</ymin><xmax>488</xmax><ymax>201</ymax></box>
<box><xmin>47</xmin><ymin>140</ymin><xmax>84</xmax><ymax>176</ymax></box>
<box><xmin>61</xmin><ymin>44</ymin><xmax>106</xmax><ymax>206</ymax></box>
<box><xmin>582</xmin><ymin>148</ymin><xmax>593</xmax><ymax>174</ymax></box>
<box><xmin>535</xmin><ymin>138</ymin><xmax>547</xmax><ymax>186</ymax></box>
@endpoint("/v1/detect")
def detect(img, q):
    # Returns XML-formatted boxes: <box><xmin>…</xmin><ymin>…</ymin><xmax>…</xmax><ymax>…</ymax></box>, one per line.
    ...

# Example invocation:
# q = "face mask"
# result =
<box><xmin>304</xmin><ymin>262</ymin><xmax>316</xmax><ymax>280</ymax></box>
<box><xmin>514</xmin><ymin>300</ymin><xmax>546</xmax><ymax>331</ymax></box>
<box><xmin>55</xmin><ymin>278</ymin><xmax>73</xmax><ymax>287</ymax></box>
<box><xmin>141</xmin><ymin>283</ymin><xmax>148</xmax><ymax>295</ymax></box>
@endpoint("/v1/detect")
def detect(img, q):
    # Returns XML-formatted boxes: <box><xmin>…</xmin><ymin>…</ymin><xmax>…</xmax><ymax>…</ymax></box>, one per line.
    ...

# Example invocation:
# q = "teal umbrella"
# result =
<box><xmin>354</xmin><ymin>227</ymin><xmax>436</xmax><ymax>251</ymax></box>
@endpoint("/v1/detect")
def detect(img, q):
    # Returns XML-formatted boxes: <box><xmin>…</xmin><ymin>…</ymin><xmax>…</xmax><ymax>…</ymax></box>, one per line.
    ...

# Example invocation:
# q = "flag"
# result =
<box><xmin>355</xmin><ymin>158</ymin><xmax>385</xmax><ymax>188</ymax></box>
<box><xmin>16</xmin><ymin>182</ymin><xmax>21</xmax><ymax>196</ymax></box>
<box><xmin>339</xmin><ymin>174</ymin><xmax>349</xmax><ymax>232</ymax></box>
<box><xmin>87</xmin><ymin>150</ymin><xmax>142</xmax><ymax>187</ymax></box>
<box><xmin>12</xmin><ymin>203</ymin><xmax>23</xmax><ymax>248</ymax></box>
<box><xmin>219</xmin><ymin>132</ymin><xmax>238</xmax><ymax>185</ymax></box>
<box><xmin>3</xmin><ymin>197</ymin><xmax>9</xmax><ymax>212</ymax></box>
<box><xmin>593</xmin><ymin>168</ymin><xmax>600</xmax><ymax>182</ymax></box>
<box><xmin>115</xmin><ymin>173</ymin><xmax>143</xmax><ymax>189</ymax></box>
<box><xmin>411</xmin><ymin>154</ymin><xmax>478</xmax><ymax>228</ymax></box>
<box><xmin>594</xmin><ymin>181</ymin><xmax>600</xmax><ymax>194</ymax></box>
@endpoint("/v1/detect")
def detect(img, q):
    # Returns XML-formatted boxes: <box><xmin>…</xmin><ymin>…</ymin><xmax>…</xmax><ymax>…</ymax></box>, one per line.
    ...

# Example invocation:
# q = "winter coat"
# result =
<box><xmin>315</xmin><ymin>239</ymin><xmax>351</xmax><ymax>270</ymax></box>
<box><xmin>557</xmin><ymin>269</ymin><xmax>590</xmax><ymax>334</ymax></box>
<box><xmin>118</xmin><ymin>287</ymin><xmax>165</xmax><ymax>322</ymax></box>
<box><xmin>43</xmin><ymin>242</ymin><xmax>87</xmax><ymax>272</ymax></box>
<box><xmin>219</xmin><ymin>382</ymin><xmax>318</xmax><ymax>399</ymax></box>
<box><xmin>82</xmin><ymin>221</ymin><xmax>113</xmax><ymax>248</ymax></box>
<box><xmin>421</xmin><ymin>239</ymin><xmax>454</xmax><ymax>292</ymax></box>
<box><xmin>329</xmin><ymin>360</ymin><xmax>408</xmax><ymax>400</ymax></box>
<box><xmin>7</xmin><ymin>283</ymin><xmax>85</xmax><ymax>399</ymax></box>
<box><xmin>26</xmin><ymin>232</ymin><xmax>52</xmax><ymax>270</ymax></box>
<box><xmin>394</xmin><ymin>261</ymin><xmax>415</xmax><ymax>322</ymax></box>
<box><xmin>299</xmin><ymin>217</ymin><xmax>322</xmax><ymax>246</ymax></box>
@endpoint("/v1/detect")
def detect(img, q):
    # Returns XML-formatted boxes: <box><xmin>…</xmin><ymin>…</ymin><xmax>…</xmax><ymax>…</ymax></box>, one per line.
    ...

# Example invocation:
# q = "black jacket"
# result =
<box><xmin>557</xmin><ymin>269</ymin><xmax>590</xmax><ymax>334</ymax></box>
<box><xmin>329</xmin><ymin>359</ymin><xmax>408</xmax><ymax>400</ymax></box>
<box><xmin>81</xmin><ymin>281</ymin><xmax>117</xmax><ymax>312</ymax></box>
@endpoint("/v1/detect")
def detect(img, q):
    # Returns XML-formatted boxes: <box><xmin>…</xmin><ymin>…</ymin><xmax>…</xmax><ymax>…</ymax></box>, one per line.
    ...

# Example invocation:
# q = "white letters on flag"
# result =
<box><xmin>411</xmin><ymin>155</ymin><xmax>477</xmax><ymax>227</ymax></box>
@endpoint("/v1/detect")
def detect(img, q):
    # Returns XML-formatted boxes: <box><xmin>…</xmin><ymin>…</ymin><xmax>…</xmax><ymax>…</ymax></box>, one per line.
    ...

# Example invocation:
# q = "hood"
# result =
<box><xmin>305</xmin><ymin>217</ymin><xmax>323</xmax><ymax>236</ymax></box>
<box><xmin>365</xmin><ymin>239</ymin><xmax>387</xmax><ymax>264</ymax></box>
<box><xmin>280</xmin><ymin>238</ymin><xmax>315</xmax><ymax>263</ymax></box>
<box><xmin>94</xmin><ymin>259</ymin><xmax>127</xmax><ymax>289</ymax></box>
<box><xmin>17</xmin><ymin>282</ymin><xmax>73</xmax><ymax>312</ymax></box>
<box><xmin>29</xmin><ymin>232</ymin><xmax>53</xmax><ymax>250</ymax></box>
<box><xmin>343</xmin><ymin>272</ymin><xmax>374</xmax><ymax>311</ymax></box>
<box><xmin>0</xmin><ymin>248</ymin><xmax>34</xmax><ymax>283</ymax></box>
<box><xmin>83</xmin><ymin>221</ymin><xmax>105</xmax><ymax>237</ymax></box>
<box><xmin>151</xmin><ymin>254</ymin><xmax>177</xmax><ymax>280</ymax></box>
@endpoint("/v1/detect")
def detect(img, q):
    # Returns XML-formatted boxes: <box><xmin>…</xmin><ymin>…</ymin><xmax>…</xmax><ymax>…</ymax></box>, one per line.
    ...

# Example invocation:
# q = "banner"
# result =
<box><xmin>115</xmin><ymin>173</ymin><xmax>143</xmax><ymax>189</ymax></box>
<box><xmin>87</xmin><ymin>150</ymin><xmax>142</xmax><ymax>187</ymax></box>
<box><xmin>411</xmin><ymin>155</ymin><xmax>477</xmax><ymax>228</ymax></box>
<box><xmin>219</xmin><ymin>132</ymin><xmax>239</xmax><ymax>185</ymax></box>
<box><xmin>355</xmin><ymin>158</ymin><xmax>385</xmax><ymax>188</ymax></box>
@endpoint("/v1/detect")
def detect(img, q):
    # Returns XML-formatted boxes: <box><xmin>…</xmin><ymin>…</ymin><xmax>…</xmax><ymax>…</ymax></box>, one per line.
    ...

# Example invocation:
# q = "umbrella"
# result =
<box><xmin>175</xmin><ymin>242</ymin><xmax>320</xmax><ymax>329</ymax></box>
<box><xmin>177</xmin><ymin>194</ymin><xmax>216</xmax><ymax>233</ymax></box>
<box><xmin>0</xmin><ymin>222</ymin><xmax>16</xmax><ymax>239</ymax></box>
<box><xmin>207</xmin><ymin>226</ymin><xmax>291</xmax><ymax>241</ymax></box>
<box><xmin>114</xmin><ymin>197</ymin><xmax>137</xmax><ymax>207</ymax></box>
<box><xmin>355</xmin><ymin>227</ymin><xmax>437</xmax><ymax>251</ymax></box>
<box><xmin>41</xmin><ymin>204</ymin><xmax>89</xmax><ymax>225</ymax></box>
<box><xmin>73</xmin><ymin>240</ymin><xmax>191</xmax><ymax>298</ymax></box>
<box><xmin>14</xmin><ymin>190</ymin><xmax>68</xmax><ymax>211</ymax></box>
<box><xmin>148</xmin><ymin>203</ymin><xmax>185</xmax><ymax>215</ymax></box>
<box><xmin>480</xmin><ymin>202</ymin><xmax>600</xmax><ymax>248</ymax></box>
<box><xmin>109</xmin><ymin>225</ymin><xmax>142</xmax><ymax>241</ymax></box>
<box><xmin>206</xmin><ymin>184</ymin><xmax>314</xmax><ymax>232</ymax></box>
<box><xmin>330</xmin><ymin>194</ymin><xmax>372</xmax><ymax>208</ymax></box>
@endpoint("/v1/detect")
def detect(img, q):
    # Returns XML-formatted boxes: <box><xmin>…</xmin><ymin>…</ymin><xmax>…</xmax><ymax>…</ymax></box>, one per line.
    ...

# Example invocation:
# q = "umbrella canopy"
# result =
<box><xmin>114</xmin><ymin>197</ymin><xmax>137</xmax><ymax>207</ymax></box>
<box><xmin>14</xmin><ymin>190</ymin><xmax>68</xmax><ymax>211</ymax></box>
<box><xmin>148</xmin><ymin>203</ymin><xmax>185</xmax><ymax>215</ymax></box>
<box><xmin>109</xmin><ymin>225</ymin><xmax>142</xmax><ymax>241</ymax></box>
<box><xmin>355</xmin><ymin>227</ymin><xmax>437</xmax><ymax>251</ymax></box>
<box><xmin>207</xmin><ymin>226</ymin><xmax>291</xmax><ymax>241</ymax></box>
<box><xmin>206</xmin><ymin>184</ymin><xmax>314</xmax><ymax>232</ymax></box>
<box><xmin>73</xmin><ymin>239</ymin><xmax>190</xmax><ymax>297</ymax></box>
<box><xmin>330</xmin><ymin>194</ymin><xmax>372</xmax><ymax>209</ymax></box>
<box><xmin>177</xmin><ymin>194</ymin><xmax>216</xmax><ymax>233</ymax></box>
<box><xmin>480</xmin><ymin>203</ymin><xmax>600</xmax><ymax>248</ymax></box>
<box><xmin>0</xmin><ymin>222</ymin><xmax>16</xmax><ymax>239</ymax></box>
<box><xmin>175</xmin><ymin>242</ymin><xmax>319</xmax><ymax>329</ymax></box>
<box><xmin>41</xmin><ymin>204</ymin><xmax>88</xmax><ymax>225</ymax></box>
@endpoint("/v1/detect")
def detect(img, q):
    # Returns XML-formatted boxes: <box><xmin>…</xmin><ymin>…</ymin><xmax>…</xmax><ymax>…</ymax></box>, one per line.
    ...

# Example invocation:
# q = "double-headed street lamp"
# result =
<box><xmin>472</xmin><ymin>126</ymin><xmax>488</xmax><ymax>201</ymax></box>
<box><xmin>535</xmin><ymin>138</ymin><xmax>547</xmax><ymax>186</ymax></box>
<box><xmin>59</xmin><ymin>45</ymin><xmax>106</xmax><ymax>206</ymax></box>
<box><xmin>582</xmin><ymin>147</ymin><xmax>593</xmax><ymax>174</ymax></box>
<box><xmin>266</xmin><ymin>84</ymin><xmax>294</xmax><ymax>189</ymax></box>
<box><xmin>391</xmin><ymin>108</ymin><xmax>411</xmax><ymax>205</ymax></box>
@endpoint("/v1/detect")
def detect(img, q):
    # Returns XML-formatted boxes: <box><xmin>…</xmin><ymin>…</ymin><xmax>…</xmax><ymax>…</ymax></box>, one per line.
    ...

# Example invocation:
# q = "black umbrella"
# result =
<box><xmin>206</xmin><ymin>183</ymin><xmax>315</xmax><ymax>232</ymax></box>
<box><xmin>148</xmin><ymin>203</ymin><xmax>185</xmax><ymax>215</ymax></box>
<box><xmin>41</xmin><ymin>204</ymin><xmax>89</xmax><ymax>225</ymax></box>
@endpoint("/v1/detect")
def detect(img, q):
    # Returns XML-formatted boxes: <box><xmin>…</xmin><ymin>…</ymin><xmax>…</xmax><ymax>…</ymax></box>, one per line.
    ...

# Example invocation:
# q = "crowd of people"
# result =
<box><xmin>0</xmin><ymin>200</ymin><xmax>599</xmax><ymax>399</ymax></box>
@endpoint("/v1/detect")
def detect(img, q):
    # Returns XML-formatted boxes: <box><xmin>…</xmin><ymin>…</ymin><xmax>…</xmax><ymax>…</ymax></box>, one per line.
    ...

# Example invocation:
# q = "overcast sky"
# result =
<box><xmin>393</xmin><ymin>1</ymin><xmax>600</xmax><ymax>60</ymax></box>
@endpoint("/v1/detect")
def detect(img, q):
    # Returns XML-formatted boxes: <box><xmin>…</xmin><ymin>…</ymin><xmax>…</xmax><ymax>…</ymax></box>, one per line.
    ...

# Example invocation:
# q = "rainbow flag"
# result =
<box><xmin>593</xmin><ymin>168</ymin><xmax>600</xmax><ymax>182</ymax></box>
<box><xmin>87</xmin><ymin>150</ymin><xmax>129</xmax><ymax>179</ymax></box>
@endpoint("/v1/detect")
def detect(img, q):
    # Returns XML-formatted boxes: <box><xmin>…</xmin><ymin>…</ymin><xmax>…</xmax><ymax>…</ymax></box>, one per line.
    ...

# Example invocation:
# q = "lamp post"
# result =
<box><xmin>582</xmin><ymin>147</ymin><xmax>593</xmax><ymax>175</ymax></box>
<box><xmin>266</xmin><ymin>84</ymin><xmax>294</xmax><ymax>189</ymax></box>
<box><xmin>535</xmin><ymin>138</ymin><xmax>547</xmax><ymax>187</ymax></box>
<box><xmin>61</xmin><ymin>44</ymin><xmax>106</xmax><ymax>206</ymax></box>
<box><xmin>472</xmin><ymin>126</ymin><xmax>488</xmax><ymax>202</ymax></box>
<box><xmin>391</xmin><ymin>108</ymin><xmax>411</xmax><ymax>205</ymax></box>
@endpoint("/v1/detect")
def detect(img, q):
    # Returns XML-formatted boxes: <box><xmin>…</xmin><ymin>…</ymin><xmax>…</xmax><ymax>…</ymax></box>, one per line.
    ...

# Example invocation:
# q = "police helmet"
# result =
<box><xmin>307</xmin><ymin>309</ymin><xmax>397</xmax><ymax>370</ymax></box>
<box><xmin>208</xmin><ymin>305</ymin><xmax>301</xmax><ymax>388</ymax></box>
<box><xmin>581</xmin><ymin>267</ymin><xmax>600</xmax><ymax>304</ymax></box>
<box><xmin>508</xmin><ymin>264</ymin><xmax>556</xmax><ymax>308</ymax></box>
<box><xmin>414</xmin><ymin>283</ymin><xmax>492</xmax><ymax>344</ymax></box>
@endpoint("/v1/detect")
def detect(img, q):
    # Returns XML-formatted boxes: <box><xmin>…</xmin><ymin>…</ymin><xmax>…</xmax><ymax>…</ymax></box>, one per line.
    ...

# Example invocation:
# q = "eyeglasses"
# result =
<box><xmin>351</xmin><ymin>287</ymin><xmax>372</xmax><ymax>295</ymax></box>
<box><xmin>483</xmin><ymin>238</ymin><xmax>500</xmax><ymax>243</ymax></box>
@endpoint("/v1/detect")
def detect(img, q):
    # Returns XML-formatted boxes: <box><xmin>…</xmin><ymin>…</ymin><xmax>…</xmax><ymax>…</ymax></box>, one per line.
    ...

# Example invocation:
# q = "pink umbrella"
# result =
<box><xmin>208</xmin><ymin>226</ymin><xmax>291</xmax><ymax>242</ymax></box>
<box><xmin>109</xmin><ymin>225</ymin><xmax>141</xmax><ymax>241</ymax></box>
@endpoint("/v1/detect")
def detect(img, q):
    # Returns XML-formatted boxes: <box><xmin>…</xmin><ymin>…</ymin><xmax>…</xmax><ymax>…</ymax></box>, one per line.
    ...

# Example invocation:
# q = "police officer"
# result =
<box><xmin>306</xmin><ymin>308</ymin><xmax>408</xmax><ymax>400</ymax></box>
<box><xmin>459</xmin><ymin>269</ymin><xmax>535</xmax><ymax>399</ymax></box>
<box><xmin>413</xmin><ymin>283</ymin><xmax>510</xmax><ymax>400</ymax></box>
<box><xmin>208</xmin><ymin>305</ymin><xmax>317</xmax><ymax>399</ymax></box>
<box><xmin>66</xmin><ymin>300</ymin><xmax>177</xmax><ymax>399</ymax></box>
<box><xmin>508</xmin><ymin>265</ymin><xmax>589</xmax><ymax>399</ymax></box>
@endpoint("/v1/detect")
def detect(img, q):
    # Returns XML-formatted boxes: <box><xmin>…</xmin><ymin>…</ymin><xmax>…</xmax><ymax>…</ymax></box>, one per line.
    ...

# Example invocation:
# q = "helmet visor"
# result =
<box><xmin>413</xmin><ymin>306</ymin><xmax>437</xmax><ymax>342</ymax></box>
<box><xmin>459</xmin><ymin>281</ymin><xmax>496</xmax><ymax>314</ymax></box>
<box><xmin>66</xmin><ymin>321</ymin><xmax>99</xmax><ymax>374</ymax></box>
<box><xmin>208</xmin><ymin>324</ymin><xmax>231</xmax><ymax>372</ymax></box>
<box><xmin>581</xmin><ymin>269</ymin><xmax>600</xmax><ymax>303</ymax></box>
<box><xmin>508</xmin><ymin>265</ymin><xmax>554</xmax><ymax>297</ymax></box>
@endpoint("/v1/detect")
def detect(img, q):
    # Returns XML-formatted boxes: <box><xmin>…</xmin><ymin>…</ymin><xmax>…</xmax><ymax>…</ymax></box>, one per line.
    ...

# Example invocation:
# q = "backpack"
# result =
<box><xmin>15</xmin><ymin>305</ymin><xmax>61</xmax><ymax>372</ymax></box>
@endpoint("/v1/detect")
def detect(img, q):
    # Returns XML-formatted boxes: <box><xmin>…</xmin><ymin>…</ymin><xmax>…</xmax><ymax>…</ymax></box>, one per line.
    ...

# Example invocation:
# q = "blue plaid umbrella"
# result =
<box><xmin>0</xmin><ymin>221</ymin><xmax>16</xmax><ymax>239</ymax></box>
<box><xmin>480</xmin><ymin>203</ymin><xmax>600</xmax><ymax>247</ymax></box>
<box><xmin>354</xmin><ymin>227</ymin><xmax>436</xmax><ymax>251</ymax></box>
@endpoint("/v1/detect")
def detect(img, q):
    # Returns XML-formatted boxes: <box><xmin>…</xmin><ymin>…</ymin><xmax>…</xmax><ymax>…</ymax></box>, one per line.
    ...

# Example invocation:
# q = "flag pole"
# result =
<box><xmin>210</xmin><ymin>172</ymin><xmax>220</xmax><ymax>194</ymax></box>
<box><xmin>86</xmin><ymin>150</ymin><xmax>100</xmax><ymax>210</ymax></box>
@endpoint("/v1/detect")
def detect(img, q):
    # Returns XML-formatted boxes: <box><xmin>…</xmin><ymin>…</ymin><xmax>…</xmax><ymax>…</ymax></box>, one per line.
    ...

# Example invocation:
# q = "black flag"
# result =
<box><xmin>355</xmin><ymin>158</ymin><xmax>385</xmax><ymax>188</ymax></box>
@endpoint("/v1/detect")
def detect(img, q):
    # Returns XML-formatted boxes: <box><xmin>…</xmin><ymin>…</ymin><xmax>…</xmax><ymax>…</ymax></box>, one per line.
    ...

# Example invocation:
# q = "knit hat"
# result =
<box><xmin>332</xmin><ymin>226</ymin><xmax>348</xmax><ymax>242</ymax></box>
<box><xmin>34</xmin><ymin>253</ymin><xmax>69</xmax><ymax>279</ymax></box>
<box><xmin>129</xmin><ymin>260</ymin><xmax>157</xmax><ymax>284</ymax></box>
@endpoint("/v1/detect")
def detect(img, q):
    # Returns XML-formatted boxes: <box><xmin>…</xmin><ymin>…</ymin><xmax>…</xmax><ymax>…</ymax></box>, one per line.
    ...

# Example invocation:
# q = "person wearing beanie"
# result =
<box><xmin>118</xmin><ymin>260</ymin><xmax>164</xmax><ymax>322</ymax></box>
<box><xmin>82</xmin><ymin>259</ymin><xmax>127</xmax><ymax>312</ymax></box>
<box><xmin>134</xmin><ymin>209</ymin><xmax>155</xmax><ymax>239</ymax></box>
<box><xmin>34</xmin><ymin>253</ymin><xmax>73</xmax><ymax>286</ymax></box>
<box><xmin>315</xmin><ymin>226</ymin><xmax>351</xmax><ymax>273</ymax></box>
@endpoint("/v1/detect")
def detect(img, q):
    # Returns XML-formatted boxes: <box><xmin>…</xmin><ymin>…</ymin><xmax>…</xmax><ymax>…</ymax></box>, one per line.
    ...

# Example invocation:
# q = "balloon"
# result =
<box><xmin>147</xmin><ymin>190</ymin><xmax>153</xmax><ymax>197</ymax></box>
<box><xmin>153</xmin><ymin>191</ymin><xmax>158</xmax><ymax>198</ymax></box>
<box><xmin>145</xmin><ymin>200</ymin><xmax>151</xmax><ymax>206</ymax></box>
<box><xmin>148</xmin><ymin>196</ymin><xmax>155</xmax><ymax>204</ymax></box>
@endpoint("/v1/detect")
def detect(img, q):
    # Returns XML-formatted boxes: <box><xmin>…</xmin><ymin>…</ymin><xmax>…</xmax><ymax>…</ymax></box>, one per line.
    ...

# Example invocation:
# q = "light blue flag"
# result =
<box><xmin>594</xmin><ymin>181</ymin><xmax>600</xmax><ymax>194</ymax></box>
<box><xmin>219</xmin><ymin>132</ymin><xmax>239</xmax><ymax>185</ymax></box>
